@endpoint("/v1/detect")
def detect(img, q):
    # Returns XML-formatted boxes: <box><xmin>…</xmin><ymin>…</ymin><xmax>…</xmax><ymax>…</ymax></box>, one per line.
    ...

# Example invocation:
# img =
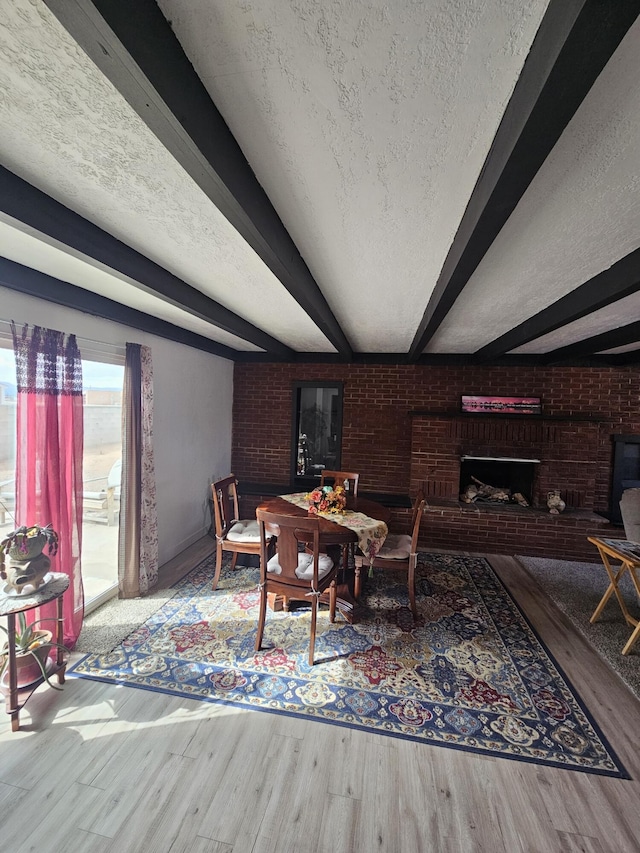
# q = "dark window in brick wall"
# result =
<box><xmin>292</xmin><ymin>381</ymin><xmax>343</xmax><ymax>489</ymax></box>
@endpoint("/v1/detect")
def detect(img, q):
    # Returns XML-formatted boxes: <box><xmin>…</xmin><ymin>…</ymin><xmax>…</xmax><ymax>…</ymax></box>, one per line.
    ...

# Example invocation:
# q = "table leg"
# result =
<box><xmin>329</xmin><ymin>544</ymin><xmax>364</xmax><ymax>623</ymax></box>
<box><xmin>267</xmin><ymin>592</ymin><xmax>284</xmax><ymax>611</ymax></box>
<box><xmin>308</xmin><ymin>544</ymin><xmax>363</xmax><ymax>623</ymax></box>
<box><xmin>6</xmin><ymin>613</ymin><xmax>19</xmax><ymax>731</ymax></box>
<box><xmin>56</xmin><ymin>595</ymin><xmax>66</xmax><ymax>685</ymax></box>
<box><xmin>590</xmin><ymin>550</ymin><xmax>633</xmax><ymax>625</ymax></box>
<box><xmin>621</xmin><ymin>621</ymin><xmax>640</xmax><ymax>655</ymax></box>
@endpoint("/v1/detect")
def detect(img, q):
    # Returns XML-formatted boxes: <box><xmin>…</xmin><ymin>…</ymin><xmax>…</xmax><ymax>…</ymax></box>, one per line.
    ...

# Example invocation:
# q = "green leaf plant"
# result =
<box><xmin>0</xmin><ymin>612</ymin><xmax>67</xmax><ymax>691</ymax></box>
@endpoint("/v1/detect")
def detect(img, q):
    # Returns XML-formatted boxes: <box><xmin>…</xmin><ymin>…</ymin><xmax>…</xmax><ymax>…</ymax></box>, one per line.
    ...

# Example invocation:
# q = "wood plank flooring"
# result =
<box><xmin>1</xmin><ymin>542</ymin><xmax>639</xmax><ymax>853</ymax></box>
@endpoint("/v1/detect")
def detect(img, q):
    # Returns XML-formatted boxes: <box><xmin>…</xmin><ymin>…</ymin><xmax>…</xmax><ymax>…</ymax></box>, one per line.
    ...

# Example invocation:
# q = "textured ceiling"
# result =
<box><xmin>427</xmin><ymin>17</ymin><xmax>640</xmax><ymax>354</ymax></box>
<box><xmin>161</xmin><ymin>0</ymin><xmax>548</xmax><ymax>353</ymax></box>
<box><xmin>0</xmin><ymin>0</ymin><xmax>639</xmax><ymax>365</ymax></box>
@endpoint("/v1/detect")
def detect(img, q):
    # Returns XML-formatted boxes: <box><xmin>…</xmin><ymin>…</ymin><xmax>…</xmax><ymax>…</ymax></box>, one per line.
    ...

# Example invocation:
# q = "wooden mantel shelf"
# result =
<box><xmin>409</xmin><ymin>410</ymin><xmax>607</xmax><ymax>423</ymax></box>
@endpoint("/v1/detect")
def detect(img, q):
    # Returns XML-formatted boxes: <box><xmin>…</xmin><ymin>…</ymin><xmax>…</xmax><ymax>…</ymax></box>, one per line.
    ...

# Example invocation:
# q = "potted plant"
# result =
<box><xmin>0</xmin><ymin>611</ymin><xmax>66</xmax><ymax>690</ymax></box>
<box><xmin>0</xmin><ymin>524</ymin><xmax>59</xmax><ymax>594</ymax></box>
<box><xmin>0</xmin><ymin>523</ymin><xmax>59</xmax><ymax>564</ymax></box>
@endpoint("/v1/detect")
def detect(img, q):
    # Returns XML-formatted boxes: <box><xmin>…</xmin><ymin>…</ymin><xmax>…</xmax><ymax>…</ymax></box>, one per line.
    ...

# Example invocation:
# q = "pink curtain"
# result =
<box><xmin>11</xmin><ymin>323</ymin><xmax>84</xmax><ymax>647</ymax></box>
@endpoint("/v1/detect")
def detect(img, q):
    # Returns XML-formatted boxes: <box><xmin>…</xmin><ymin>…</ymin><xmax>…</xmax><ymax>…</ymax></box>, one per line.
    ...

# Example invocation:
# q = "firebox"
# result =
<box><xmin>459</xmin><ymin>455</ymin><xmax>540</xmax><ymax>506</ymax></box>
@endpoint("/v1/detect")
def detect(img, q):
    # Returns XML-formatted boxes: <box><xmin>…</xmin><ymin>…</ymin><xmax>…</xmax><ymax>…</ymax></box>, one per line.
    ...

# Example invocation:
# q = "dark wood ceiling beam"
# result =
<box><xmin>0</xmin><ymin>257</ymin><xmax>239</xmax><ymax>360</ymax></box>
<box><xmin>475</xmin><ymin>246</ymin><xmax>640</xmax><ymax>360</ymax></box>
<box><xmin>0</xmin><ymin>166</ymin><xmax>294</xmax><ymax>358</ymax></box>
<box><xmin>408</xmin><ymin>0</ymin><xmax>640</xmax><ymax>361</ymax></box>
<box><xmin>43</xmin><ymin>0</ymin><xmax>352</xmax><ymax>361</ymax></box>
<box><xmin>234</xmin><ymin>350</ymin><xmax>620</xmax><ymax>367</ymax></box>
<box><xmin>542</xmin><ymin>321</ymin><xmax>640</xmax><ymax>364</ymax></box>
<box><xmin>607</xmin><ymin>348</ymin><xmax>640</xmax><ymax>366</ymax></box>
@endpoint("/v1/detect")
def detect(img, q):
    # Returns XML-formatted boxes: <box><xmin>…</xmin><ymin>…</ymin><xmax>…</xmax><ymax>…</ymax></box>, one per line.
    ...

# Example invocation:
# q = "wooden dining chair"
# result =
<box><xmin>210</xmin><ymin>475</ymin><xmax>272</xmax><ymax>591</ymax></box>
<box><xmin>354</xmin><ymin>490</ymin><xmax>426</xmax><ymax>617</ymax></box>
<box><xmin>319</xmin><ymin>470</ymin><xmax>360</xmax><ymax>571</ymax></box>
<box><xmin>320</xmin><ymin>470</ymin><xmax>360</xmax><ymax>496</ymax></box>
<box><xmin>256</xmin><ymin>508</ymin><xmax>338</xmax><ymax>666</ymax></box>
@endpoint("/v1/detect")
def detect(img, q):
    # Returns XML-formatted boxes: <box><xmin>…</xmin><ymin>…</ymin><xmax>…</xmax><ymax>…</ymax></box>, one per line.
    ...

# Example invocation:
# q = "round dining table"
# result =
<box><xmin>256</xmin><ymin>494</ymin><xmax>390</xmax><ymax>623</ymax></box>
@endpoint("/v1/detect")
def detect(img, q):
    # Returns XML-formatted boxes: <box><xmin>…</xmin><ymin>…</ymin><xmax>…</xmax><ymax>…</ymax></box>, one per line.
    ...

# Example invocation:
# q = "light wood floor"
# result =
<box><xmin>1</xmin><ymin>541</ymin><xmax>639</xmax><ymax>853</ymax></box>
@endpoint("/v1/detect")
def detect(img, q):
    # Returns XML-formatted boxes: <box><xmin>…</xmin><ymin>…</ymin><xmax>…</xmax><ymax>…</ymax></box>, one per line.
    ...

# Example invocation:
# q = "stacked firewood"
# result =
<box><xmin>460</xmin><ymin>476</ymin><xmax>529</xmax><ymax>507</ymax></box>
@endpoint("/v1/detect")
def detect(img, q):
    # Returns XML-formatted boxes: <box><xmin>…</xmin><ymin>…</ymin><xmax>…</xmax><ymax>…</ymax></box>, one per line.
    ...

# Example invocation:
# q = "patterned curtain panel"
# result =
<box><xmin>11</xmin><ymin>322</ymin><xmax>84</xmax><ymax>647</ymax></box>
<box><xmin>118</xmin><ymin>343</ymin><xmax>158</xmax><ymax>597</ymax></box>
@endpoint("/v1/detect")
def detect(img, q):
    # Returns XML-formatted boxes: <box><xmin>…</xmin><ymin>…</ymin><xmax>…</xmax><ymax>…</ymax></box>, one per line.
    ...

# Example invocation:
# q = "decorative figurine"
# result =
<box><xmin>0</xmin><ymin>524</ymin><xmax>58</xmax><ymax>594</ymax></box>
<box><xmin>547</xmin><ymin>490</ymin><xmax>566</xmax><ymax>514</ymax></box>
<box><xmin>3</xmin><ymin>553</ymin><xmax>51</xmax><ymax>595</ymax></box>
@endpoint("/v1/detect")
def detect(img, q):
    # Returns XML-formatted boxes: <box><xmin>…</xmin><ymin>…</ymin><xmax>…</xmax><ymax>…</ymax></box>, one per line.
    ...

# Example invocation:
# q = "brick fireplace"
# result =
<box><xmin>408</xmin><ymin>410</ymin><xmax>620</xmax><ymax>560</ymax></box>
<box><xmin>410</xmin><ymin>411</ymin><xmax>602</xmax><ymax>511</ymax></box>
<box><xmin>233</xmin><ymin>362</ymin><xmax>640</xmax><ymax>562</ymax></box>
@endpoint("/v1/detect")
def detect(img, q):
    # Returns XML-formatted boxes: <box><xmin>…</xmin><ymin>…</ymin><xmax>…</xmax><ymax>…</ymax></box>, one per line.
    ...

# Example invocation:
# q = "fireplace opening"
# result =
<box><xmin>459</xmin><ymin>456</ymin><xmax>539</xmax><ymax>507</ymax></box>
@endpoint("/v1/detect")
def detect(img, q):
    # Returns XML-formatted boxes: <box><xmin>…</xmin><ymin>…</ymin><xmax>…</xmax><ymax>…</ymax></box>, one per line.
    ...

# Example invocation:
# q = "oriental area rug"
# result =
<box><xmin>69</xmin><ymin>552</ymin><xmax>628</xmax><ymax>777</ymax></box>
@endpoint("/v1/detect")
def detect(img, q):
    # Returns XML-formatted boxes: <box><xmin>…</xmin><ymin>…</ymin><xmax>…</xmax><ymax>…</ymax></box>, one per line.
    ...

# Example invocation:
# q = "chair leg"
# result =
<box><xmin>211</xmin><ymin>542</ymin><xmax>224</xmax><ymax>591</ymax></box>
<box><xmin>342</xmin><ymin>544</ymin><xmax>350</xmax><ymax>576</ymax></box>
<box><xmin>329</xmin><ymin>579</ymin><xmax>337</xmax><ymax>623</ymax></box>
<box><xmin>230</xmin><ymin>552</ymin><xmax>239</xmax><ymax>571</ymax></box>
<box><xmin>255</xmin><ymin>586</ymin><xmax>268</xmax><ymax>652</ymax></box>
<box><xmin>309</xmin><ymin>597</ymin><xmax>318</xmax><ymax>666</ymax></box>
<box><xmin>408</xmin><ymin>559</ymin><xmax>417</xmax><ymax>618</ymax></box>
<box><xmin>354</xmin><ymin>561</ymin><xmax>362</xmax><ymax>600</ymax></box>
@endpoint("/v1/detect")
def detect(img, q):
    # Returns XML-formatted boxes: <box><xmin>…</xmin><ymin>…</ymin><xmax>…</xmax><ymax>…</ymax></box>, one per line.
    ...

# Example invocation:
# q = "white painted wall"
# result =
<box><xmin>0</xmin><ymin>286</ymin><xmax>234</xmax><ymax>565</ymax></box>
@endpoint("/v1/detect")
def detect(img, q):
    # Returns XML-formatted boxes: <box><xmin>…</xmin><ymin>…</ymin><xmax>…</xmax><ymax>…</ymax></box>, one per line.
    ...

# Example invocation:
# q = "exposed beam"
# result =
<box><xmin>543</xmin><ymin>321</ymin><xmax>640</xmax><ymax>364</ymax></box>
<box><xmin>235</xmin><ymin>350</ymin><xmax>619</xmax><ymax>367</ymax></box>
<box><xmin>0</xmin><ymin>257</ymin><xmax>239</xmax><ymax>360</ymax></box>
<box><xmin>0</xmin><ymin>167</ymin><xmax>294</xmax><ymax>358</ymax></box>
<box><xmin>475</xmin><ymin>246</ymin><xmax>640</xmax><ymax>360</ymax></box>
<box><xmin>408</xmin><ymin>0</ymin><xmax>640</xmax><ymax>361</ymax></box>
<box><xmin>608</xmin><ymin>348</ymin><xmax>640</xmax><ymax>366</ymax></box>
<box><xmin>43</xmin><ymin>0</ymin><xmax>353</xmax><ymax>361</ymax></box>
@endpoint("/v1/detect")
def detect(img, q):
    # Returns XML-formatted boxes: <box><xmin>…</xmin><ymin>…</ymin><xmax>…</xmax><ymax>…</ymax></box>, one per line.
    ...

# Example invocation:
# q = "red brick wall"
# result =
<box><xmin>233</xmin><ymin>362</ymin><xmax>640</xmax><ymax>560</ymax></box>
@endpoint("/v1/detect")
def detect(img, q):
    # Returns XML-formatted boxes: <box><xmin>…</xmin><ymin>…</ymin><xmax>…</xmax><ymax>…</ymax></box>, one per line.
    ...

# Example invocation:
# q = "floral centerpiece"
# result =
<box><xmin>306</xmin><ymin>485</ymin><xmax>347</xmax><ymax>515</ymax></box>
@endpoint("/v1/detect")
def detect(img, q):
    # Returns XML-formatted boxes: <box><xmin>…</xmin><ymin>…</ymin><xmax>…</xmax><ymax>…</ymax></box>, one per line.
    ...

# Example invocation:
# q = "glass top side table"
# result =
<box><xmin>0</xmin><ymin>572</ymin><xmax>70</xmax><ymax>731</ymax></box>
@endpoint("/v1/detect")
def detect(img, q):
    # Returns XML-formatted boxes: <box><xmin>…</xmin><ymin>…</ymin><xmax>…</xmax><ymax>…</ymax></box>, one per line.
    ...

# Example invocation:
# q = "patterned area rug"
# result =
<box><xmin>69</xmin><ymin>552</ymin><xmax>627</xmax><ymax>777</ymax></box>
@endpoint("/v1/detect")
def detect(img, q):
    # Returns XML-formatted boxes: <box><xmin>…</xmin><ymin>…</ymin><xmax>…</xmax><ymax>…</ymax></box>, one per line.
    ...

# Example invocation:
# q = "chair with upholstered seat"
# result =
<box><xmin>354</xmin><ymin>490</ymin><xmax>426</xmax><ymax>617</ymax></box>
<box><xmin>255</xmin><ymin>508</ymin><xmax>338</xmax><ymax>666</ymax></box>
<box><xmin>210</xmin><ymin>475</ymin><xmax>271</xmax><ymax>591</ymax></box>
<box><xmin>319</xmin><ymin>470</ymin><xmax>359</xmax><ymax>496</ymax></box>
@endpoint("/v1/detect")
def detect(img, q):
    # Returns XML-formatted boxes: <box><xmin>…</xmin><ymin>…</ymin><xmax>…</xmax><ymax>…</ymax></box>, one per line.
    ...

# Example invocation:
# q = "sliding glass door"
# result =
<box><xmin>81</xmin><ymin>358</ymin><xmax>124</xmax><ymax>611</ymax></box>
<box><xmin>0</xmin><ymin>344</ymin><xmax>124</xmax><ymax>613</ymax></box>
